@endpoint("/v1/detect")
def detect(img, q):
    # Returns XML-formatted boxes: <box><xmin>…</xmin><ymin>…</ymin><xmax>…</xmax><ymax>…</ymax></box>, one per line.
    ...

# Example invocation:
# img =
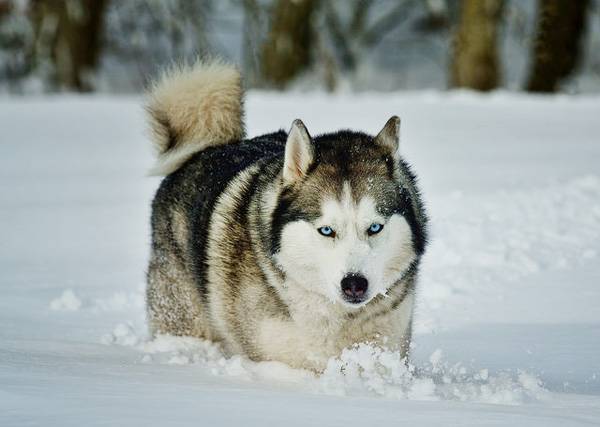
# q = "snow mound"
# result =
<box><xmin>101</xmin><ymin>322</ymin><xmax>141</xmax><ymax>347</ymax></box>
<box><xmin>417</xmin><ymin>175</ymin><xmax>600</xmax><ymax>332</ymax></box>
<box><xmin>92</xmin><ymin>291</ymin><xmax>145</xmax><ymax>312</ymax></box>
<box><xmin>49</xmin><ymin>289</ymin><xmax>83</xmax><ymax>311</ymax></box>
<box><xmin>320</xmin><ymin>344</ymin><xmax>547</xmax><ymax>404</ymax></box>
<box><xmin>106</xmin><ymin>331</ymin><xmax>547</xmax><ymax>405</ymax></box>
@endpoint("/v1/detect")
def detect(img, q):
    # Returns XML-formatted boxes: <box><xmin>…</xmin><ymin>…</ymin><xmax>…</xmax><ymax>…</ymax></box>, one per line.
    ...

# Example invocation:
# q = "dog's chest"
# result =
<box><xmin>284</xmin><ymin>289</ymin><xmax>402</xmax><ymax>353</ymax></box>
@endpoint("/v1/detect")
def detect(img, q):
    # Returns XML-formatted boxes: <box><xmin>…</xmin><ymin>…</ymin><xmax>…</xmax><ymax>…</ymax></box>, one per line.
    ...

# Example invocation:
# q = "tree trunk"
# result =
<box><xmin>1</xmin><ymin>1</ymin><xmax>37</xmax><ymax>92</ymax></box>
<box><xmin>260</xmin><ymin>0</ymin><xmax>316</xmax><ymax>89</ymax></box>
<box><xmin>242</xmin><ymin>0</ymin><xmax>263</xmax><ymax>87</ymax></box>
<box><xmin>30</xmin><ymin>0</ymin><xmax>107</xmax><ymax>92</ymax></box>
<box><xmin>0</xmin><ymin>1</ymin><xmax>11</xmax><ymax>16</ymax></box>
<box><xmin>450</xmin><ymin>0</ymin><xmax>503</xmax><ymax>91</ymax></box>
<box><xmin>526</xmin><ymin>0</ymin><xmax>589</xmax><ymax>93</ymax></box>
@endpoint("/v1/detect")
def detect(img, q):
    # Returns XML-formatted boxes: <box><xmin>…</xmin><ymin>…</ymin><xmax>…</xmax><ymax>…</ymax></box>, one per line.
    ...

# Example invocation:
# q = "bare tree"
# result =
<box><xmin>30</xmin><ymin>0</ymin><xmax>107</xmax><ymax>91</ymax></box>
<box><xmin>323</xmin><ymin>0</ymin><xmax>422</xmax><ymax>74</ymax></box>
<box><xmin>0</xmin><ymin>1</ymin><xmax>35</xmax><ymax>91</ymax></box>
<box><xmin>242</xmin><ymin>0</ymin><xmax>264</xmax><ymax>87</ymax></box>
<box><xmin>102</xmin><ymin>0</ymin><xmax>213</xmax><ymax>91</ymax></box>
<box><xmin>260</xmin><ymin>0</ymin><xmax>316</xmax><ymax>88</ymax></box>
<box><xmin>450</xmin><ymin>0</ymin><xmax>503</xmax><ymax>91</ymax></box>
<box><xmin>317</xmin><ymin>0</ymin><xmax>446</xmax><ymax>91</ymax></box>
<box><xmin>526</xmin><ymin>0</ymin><xmax>589</xmax><ymax>93</ymax></box>
<box><xmin>0</xmin><ymin>0</ymin><xmax>9</xmax><ymax>16</ymax></box>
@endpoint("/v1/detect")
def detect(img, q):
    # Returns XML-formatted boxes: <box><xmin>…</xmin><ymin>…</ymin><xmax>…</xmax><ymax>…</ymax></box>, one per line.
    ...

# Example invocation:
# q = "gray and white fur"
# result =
<box><xmin>146</xmin><ymin>60</ymin><xmax>428</xmax><ymax>371</ymax></box>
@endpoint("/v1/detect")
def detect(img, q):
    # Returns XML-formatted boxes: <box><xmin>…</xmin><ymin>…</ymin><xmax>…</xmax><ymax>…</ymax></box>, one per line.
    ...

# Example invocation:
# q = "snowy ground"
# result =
<box><xmin>1</xmin><ymin>92</ymin><xmax>599</xmax><ymax>426</ymax></box>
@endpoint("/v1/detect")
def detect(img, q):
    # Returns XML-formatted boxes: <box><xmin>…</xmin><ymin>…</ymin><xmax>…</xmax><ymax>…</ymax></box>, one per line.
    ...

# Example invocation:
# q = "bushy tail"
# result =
<box><xmin>146</xmin><ymin>60</ymin><xmax>245</xmax><ymax>176</ymax></box>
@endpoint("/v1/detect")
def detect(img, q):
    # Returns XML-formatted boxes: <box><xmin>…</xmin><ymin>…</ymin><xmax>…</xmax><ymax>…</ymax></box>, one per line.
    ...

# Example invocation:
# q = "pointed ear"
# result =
<box><xmin>283</xmin><ymin>119</ymin><xmax>313</xmax><ymax>184</ymax></box>
<box><xmin>374</xmin><ymin>116</ymin><xmax>400</xmax><ymax>156</ymax></box>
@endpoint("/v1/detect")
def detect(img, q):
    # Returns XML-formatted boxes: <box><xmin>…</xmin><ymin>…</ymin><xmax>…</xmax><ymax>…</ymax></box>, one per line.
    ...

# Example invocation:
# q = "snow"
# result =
<box><xmin>49</xmin><ymin>289</ymin><xmax>82</xmax><ymax>312</ymax></box>
<box><xmin>1</xmin><ymin>92</ymin><xmax>600</xmax><ymax>426</ymax></box>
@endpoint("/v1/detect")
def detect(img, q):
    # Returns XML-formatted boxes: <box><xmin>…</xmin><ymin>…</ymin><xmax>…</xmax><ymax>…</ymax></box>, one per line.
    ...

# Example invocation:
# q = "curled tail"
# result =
<box><xmin>146</xmin><ymin>60</ymin><xmax>245</xmax><ymax>176</ymax></box>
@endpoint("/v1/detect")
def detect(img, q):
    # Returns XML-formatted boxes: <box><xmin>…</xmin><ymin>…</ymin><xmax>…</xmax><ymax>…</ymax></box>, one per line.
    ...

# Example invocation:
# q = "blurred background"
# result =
<box><xmin>0</xmin><ymin>0</ymin><xmax>599</xmax><ymax>95</ymax></box>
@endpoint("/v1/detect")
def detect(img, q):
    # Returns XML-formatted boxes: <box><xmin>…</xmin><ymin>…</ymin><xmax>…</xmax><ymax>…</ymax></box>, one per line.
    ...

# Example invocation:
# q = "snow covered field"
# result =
<box><xmin>1</xmin><ymin>92</ymin><xmax>599</xmax><ymax>426</ymax></box>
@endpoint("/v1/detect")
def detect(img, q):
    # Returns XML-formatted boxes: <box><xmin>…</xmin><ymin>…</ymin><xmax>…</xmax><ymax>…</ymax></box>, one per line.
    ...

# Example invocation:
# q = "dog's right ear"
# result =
<box><xmin>283</xmin><ymin>119</ymin><xmax>313</xmax><ymax>185</ymax></box>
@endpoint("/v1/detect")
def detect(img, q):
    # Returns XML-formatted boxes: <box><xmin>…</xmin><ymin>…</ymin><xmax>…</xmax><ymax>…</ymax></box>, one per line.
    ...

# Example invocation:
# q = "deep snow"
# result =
<box><xmin>1</xmin><ymin>92</ymin><xmax>599</xmax><ymax>426</ymax></box>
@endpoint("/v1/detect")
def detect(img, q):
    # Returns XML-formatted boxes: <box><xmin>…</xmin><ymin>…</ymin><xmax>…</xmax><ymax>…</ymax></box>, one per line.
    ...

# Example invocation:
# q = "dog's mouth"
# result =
<box><xmin>340</xmin><ymin>292</ymin><xmax>369</xmax><ymax>306</ymax></box>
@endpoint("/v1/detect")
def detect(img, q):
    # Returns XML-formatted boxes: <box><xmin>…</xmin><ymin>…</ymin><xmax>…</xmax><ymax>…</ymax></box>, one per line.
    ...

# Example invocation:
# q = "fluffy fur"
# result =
<box><xmin>145</xmin><ymin>60</ymin><xmax>428</xmax><ymax>371</ymax></box>
<box><xmin>146</xmin><ymin>60</ymin><xmax>244</xmax><ymax>175</ymax></box>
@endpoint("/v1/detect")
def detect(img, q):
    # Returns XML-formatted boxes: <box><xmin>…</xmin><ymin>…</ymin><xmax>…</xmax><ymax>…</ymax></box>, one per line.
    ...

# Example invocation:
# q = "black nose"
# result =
<box><xmin>341</xmin><ymin>274</ymin><xmax>369</xmax><ymax>301</ymax></box>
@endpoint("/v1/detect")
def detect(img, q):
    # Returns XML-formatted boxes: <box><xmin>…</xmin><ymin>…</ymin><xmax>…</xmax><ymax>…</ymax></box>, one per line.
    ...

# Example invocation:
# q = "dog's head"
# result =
<box><xmin>271</xmin><ymin>117</ymin><xmax>427</xmax><ymax>309</ymax></box>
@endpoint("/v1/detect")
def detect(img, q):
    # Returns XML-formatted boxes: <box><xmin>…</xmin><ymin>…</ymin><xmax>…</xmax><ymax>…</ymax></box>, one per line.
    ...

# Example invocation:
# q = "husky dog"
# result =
<box><xmin>146</xmin><ymin>61</ymin><xmax>428</xmax><ymax>371</ymax></box>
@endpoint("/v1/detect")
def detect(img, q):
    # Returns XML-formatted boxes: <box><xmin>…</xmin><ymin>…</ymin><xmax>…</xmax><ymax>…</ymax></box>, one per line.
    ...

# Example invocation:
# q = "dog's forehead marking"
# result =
<box><xmin>321</xmin><ymin>181</ymin><xmax>381</xmax><ymax>228</ymax></box>
<box><xmin>341</xmin><ymin>181</ymin><xmax>353</xmax><ymax>211</ymax></box>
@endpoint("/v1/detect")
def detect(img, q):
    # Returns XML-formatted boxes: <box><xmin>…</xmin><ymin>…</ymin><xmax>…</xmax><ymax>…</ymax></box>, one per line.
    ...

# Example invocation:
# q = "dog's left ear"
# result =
<box><xmin>374</xmin><ymin>116</ymin><xmax>400</xmax><ymax>157</ymax></box>
<box><xmin>283</xmin><ymin>119</ymin><xmax>314</xmax><ymax>185</ymax></box>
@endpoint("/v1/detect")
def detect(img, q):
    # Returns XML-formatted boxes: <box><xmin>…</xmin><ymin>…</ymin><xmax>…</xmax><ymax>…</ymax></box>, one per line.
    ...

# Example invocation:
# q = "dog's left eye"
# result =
<box><xmin>367</xmin><ymin>223</ymin><xmax>384</xmax><ymax>236</ymax></box>
<box><xmin>317</xmin><ymin>226</ymin><xmax>336</xmax><ymax>238</ymax></box>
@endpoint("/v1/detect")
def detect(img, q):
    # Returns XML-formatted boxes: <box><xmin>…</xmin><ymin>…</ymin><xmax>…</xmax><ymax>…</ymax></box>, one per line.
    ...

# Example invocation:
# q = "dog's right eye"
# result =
<box><xmin>317</xmin><ymin>226</ymin><xmax>336</xmax><ymax>238</ymax></box>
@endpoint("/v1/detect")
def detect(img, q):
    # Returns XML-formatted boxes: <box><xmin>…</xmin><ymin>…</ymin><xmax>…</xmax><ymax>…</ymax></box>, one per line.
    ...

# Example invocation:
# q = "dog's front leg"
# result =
<box><xmin>256</xmin><ymin>317</ymin><xmax>332</xmax><ymax>372</ymax></box>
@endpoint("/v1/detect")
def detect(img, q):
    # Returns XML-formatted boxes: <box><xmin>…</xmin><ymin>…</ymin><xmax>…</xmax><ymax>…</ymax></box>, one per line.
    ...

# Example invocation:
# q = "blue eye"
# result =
<box><xmin>318</xmin><ymin>226</ymin><xmax>335</xmax><ymax>237</ymax></box>
<box><xmin>367</xmin><ymin>223</ymin><xmax>384</xmax><ymax>235</ymax></box>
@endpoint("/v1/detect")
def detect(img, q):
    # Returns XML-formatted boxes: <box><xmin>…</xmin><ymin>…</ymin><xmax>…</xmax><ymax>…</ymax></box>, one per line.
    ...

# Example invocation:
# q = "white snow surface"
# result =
<box><xmin>1</xmin><ymin>92</ymin><xmax>600</xmax><ymax>426</ymax></box>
